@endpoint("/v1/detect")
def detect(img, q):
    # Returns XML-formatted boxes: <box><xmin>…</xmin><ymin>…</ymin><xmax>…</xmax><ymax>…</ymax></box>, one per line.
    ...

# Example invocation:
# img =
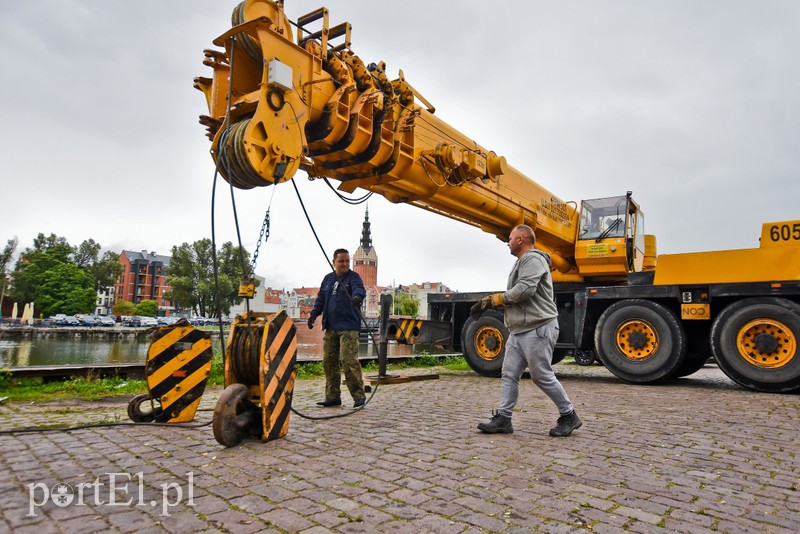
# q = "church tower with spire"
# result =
<box><xmin>352</xmin><ymin>206</ymin><xmax>378</xmax><ymax>288</ymax></box>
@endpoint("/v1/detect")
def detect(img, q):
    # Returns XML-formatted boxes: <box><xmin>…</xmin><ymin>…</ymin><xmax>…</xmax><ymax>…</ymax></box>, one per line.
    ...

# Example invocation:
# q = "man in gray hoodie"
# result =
<box><xmin>471</xmin><ymin>224</ymin><xmax>582</xmax><ymax>437</ymax></box>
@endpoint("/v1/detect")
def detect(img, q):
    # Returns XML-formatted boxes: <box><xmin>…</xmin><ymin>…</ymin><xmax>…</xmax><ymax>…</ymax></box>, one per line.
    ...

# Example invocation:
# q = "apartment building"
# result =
<box><xmin>114</xmin><ymin>250</ymin><xmax>175</xmax><ymax>316</ymax></box>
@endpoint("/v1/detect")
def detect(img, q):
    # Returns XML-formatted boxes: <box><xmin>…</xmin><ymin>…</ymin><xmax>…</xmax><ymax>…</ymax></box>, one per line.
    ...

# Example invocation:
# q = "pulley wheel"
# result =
<box><xmin>213</xmin><ymin>383</ymin><xmax>259</xmax><ymax>447</ymax></box>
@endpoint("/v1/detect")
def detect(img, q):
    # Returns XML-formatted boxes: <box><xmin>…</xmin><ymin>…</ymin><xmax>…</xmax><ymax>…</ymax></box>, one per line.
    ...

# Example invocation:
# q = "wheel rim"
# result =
<box><xmin>614</xmin><ymin>319</ymin><xmax>659</xmax><ymax>361</ymax></box>
<box><xmin>474</xmin><ymin>325</ymin><xmax>504</xmax><ymax>361</ymax></box>
<box><xmin>736</xmin><ymin>318</ymin><xmax>797</xmax><ymax>368</ymax></box>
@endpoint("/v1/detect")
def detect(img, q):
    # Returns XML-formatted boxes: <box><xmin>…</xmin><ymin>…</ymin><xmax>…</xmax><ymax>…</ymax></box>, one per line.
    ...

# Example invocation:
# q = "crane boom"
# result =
<box><xmin>195</xmin><ymin>0</ymin><xmax>582</xmax><ymax>276</ymax></box>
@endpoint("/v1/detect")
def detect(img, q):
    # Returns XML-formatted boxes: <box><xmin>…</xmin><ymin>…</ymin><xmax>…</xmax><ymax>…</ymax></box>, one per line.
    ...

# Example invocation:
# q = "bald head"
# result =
<box><xmin>514</xmin><ymin>224</ymin><xmax>536</xmax><ymax>245</ymax></box>
<box><xmin>508</xmin><ymin>225</ymin><xmax>537</xmax><ymax>257</ymax></box>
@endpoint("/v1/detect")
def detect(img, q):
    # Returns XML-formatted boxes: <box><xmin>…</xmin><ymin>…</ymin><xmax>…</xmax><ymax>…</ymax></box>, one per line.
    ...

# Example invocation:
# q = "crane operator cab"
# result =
<box><xmin>574</xmin><ymin>192</ymin><xmax>656</xmax><ymax>280</ymax></box>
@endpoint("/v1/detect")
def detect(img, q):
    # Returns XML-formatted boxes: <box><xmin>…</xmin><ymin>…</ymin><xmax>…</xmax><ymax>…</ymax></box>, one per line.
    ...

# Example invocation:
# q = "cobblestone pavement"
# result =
<box><xmin>1</xmin><ymin>363</ymin><xmax>798</xmax><ymax>533</ymax></box>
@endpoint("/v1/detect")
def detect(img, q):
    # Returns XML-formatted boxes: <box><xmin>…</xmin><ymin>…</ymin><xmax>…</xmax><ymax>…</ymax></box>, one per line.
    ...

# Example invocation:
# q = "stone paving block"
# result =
<box><xmin>229</xmin><ymin>493</ymin><xmax>274</xmax><ymax>514</ymax></box>
<box><xmin>388</xmin><ymin>486</ymin><xmax>431</xmax><ymax>505</ymax></box>
<box><xmin>453</xmin><ymin>509</ymin><xmax>509</xmax><ymax>531</ymax></box>
<box><xmin>417</xmin><ymin>514</ymin><xmax>471</xmax><ymax>533</ymax></box>
<box><xmin>206</xmin><ymin>508</ymin><xmax>265</xmax><ymax>533</ymax></box>
<box><xmin>261</xmin><ymin>506</ymin><xmax>315</xmax><ymax>531</ymax></box>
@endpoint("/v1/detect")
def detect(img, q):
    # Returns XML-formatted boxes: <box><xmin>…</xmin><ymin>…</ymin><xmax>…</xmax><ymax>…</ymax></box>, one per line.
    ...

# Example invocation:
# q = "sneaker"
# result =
<box><xmin>316</xmin><ymin>399</ymin><xmax>342</xmax><ymax>407</ymax></box>
<box><xmin>549</xmin><ymin>410</ymin><xmax>582</xmax><ymax>437</ymax></box>
<box><xmin>353</xmin><ymin>398</ymin><xmax>366</xmax><ymax>408</ymax></box>
<box><xmin>477</xmin><ymin>411</ymin><xmax>513</xmax><ymax>434</ymax></box>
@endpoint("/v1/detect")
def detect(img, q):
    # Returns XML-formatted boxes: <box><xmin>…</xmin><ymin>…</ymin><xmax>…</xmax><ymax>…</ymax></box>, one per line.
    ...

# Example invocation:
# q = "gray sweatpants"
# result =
<box><xmin>498</xmin><ymin>318</ymin><xmax>573</xmax><ymax>417</ymax></box>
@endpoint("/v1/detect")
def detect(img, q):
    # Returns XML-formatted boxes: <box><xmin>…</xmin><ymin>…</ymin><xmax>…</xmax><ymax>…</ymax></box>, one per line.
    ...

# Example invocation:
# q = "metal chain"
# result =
<box><xmin>249</xmin><ymin>208</ymin><xmax>270</xmax><ymax>275</ymax></box>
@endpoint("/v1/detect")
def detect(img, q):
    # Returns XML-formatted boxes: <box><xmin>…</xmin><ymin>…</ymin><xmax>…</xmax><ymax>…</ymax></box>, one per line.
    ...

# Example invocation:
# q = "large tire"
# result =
<box><xmin>595</xmin><ymin>299</ymin><xmax>686</xmax><ymax>383</ymax></box>
<box><xmin>462</xmin><ymin>311</ymin><xmax>507</xmax><ymax>377</ymax></box>
<box><xmin>710</xmin><ymin>298</ymin><xmax>800</xmax><ymax>393</ymax></box>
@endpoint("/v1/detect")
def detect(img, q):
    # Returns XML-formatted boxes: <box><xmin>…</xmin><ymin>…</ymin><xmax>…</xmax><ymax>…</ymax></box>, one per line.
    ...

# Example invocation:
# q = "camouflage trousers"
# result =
<box><xmin>322</xmin><ymin>330</ymin><xmax>365</xmax><ymax>402</ymax></box>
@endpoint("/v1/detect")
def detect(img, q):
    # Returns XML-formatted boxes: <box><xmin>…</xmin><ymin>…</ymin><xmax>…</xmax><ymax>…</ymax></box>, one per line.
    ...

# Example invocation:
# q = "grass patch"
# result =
<box><xmin>0</xmin><ymin>372</ymin><xmax>147</xmax><ymax>403</ymax></box>
<box><xmin>0</xmin><ymin>352</ymin><xmax>470</xmax><ymax>402</ymax></box>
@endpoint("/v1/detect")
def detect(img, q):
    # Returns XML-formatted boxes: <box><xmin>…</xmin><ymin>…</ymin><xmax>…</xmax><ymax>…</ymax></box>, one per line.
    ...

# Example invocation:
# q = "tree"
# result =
<box><xmin>393</xmin><ymin>292</ymin><xmax>419</xmax><ymax>316</ymax></box>
<box><xmin>113</xmin><ymin>300</ymin><xmax>136</xmax><ymax>316</ymax></box>
<box><xmin>0</xmin><ymin>238</ymin><xmax>18</xmax><ymax>315</ymax></box>
<box><xmin>9</xmin><ymin>234</ymin><xmax>119</xmax><ymax>317</ymax></box>
<box><xmin>75</xmin><ymin>239</ymin><xmax>122</xmax><ymax>290</ymax></box>
<box><xmin>134</xmin><ymin>299</ymin><xmax>158</xmax><ymax>317</ymax></box>
<box><xmin>34</xmin><ymin>263</ymin><xmax>96</xmax><ymax>316</ymax></box>
<box><xmin>165</xmin><ymin>239</ymin><xmax>250</xmax><ymax>318</ymax></box>
<box><xmin>74</xmin><ymin>239</ymin><xmax>101</xmax><ymax>269</ymax></box>
<box><xmin>31</xmin><ymin>233</ymin><xmax>73</xmax><ymax>263</ymax></box>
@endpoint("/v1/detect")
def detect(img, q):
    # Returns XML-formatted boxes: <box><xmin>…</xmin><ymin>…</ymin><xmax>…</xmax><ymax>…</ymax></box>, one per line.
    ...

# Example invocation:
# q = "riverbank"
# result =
<box><xmin>0</xmin><ymin>325</ymin><xmax>224</xmax><ymax>340</ymax></box>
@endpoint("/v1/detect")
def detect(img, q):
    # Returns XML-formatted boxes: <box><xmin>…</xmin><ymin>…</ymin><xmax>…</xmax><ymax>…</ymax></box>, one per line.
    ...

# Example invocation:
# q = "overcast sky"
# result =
<box><xmin>2</xmin><ymin>1</ymin><xmax>798</xmax><ymax>293</ymax></box>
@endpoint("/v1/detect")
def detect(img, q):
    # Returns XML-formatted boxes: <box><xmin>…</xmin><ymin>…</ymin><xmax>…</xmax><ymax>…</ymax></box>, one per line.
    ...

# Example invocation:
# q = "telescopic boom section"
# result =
<box><xmin>194</xmin><ymin>0</ymin><xmax>579</xmax><ymax>275</ymax></box>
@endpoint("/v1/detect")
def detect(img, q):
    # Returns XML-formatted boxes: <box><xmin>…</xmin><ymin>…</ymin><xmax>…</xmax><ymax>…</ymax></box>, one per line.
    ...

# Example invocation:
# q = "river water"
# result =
<box><xmin>0</xmin><ymin>336</ymin><xmax>417</xmax><ymax>368</ymax></box>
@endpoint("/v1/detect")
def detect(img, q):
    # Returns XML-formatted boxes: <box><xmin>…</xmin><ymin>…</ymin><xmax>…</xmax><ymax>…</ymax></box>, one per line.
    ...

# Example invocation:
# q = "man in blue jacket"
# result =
<box><xmin>308</xmin><ymin>249</ymin><xmax>368</xmax><ymax>408</ymax></box>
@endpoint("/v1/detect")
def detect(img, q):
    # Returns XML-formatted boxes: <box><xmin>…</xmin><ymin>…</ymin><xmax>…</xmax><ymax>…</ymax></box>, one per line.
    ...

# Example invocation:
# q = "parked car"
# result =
<box><xmin>95</xmin><ymin>315</ymin><xmax>115</xmax><ymax>327</ymax></box>
<box><xmin>190</xmin><ymin>317</ymin><xmax>207</xmax><ymax>326</ymax></box>
<box><xmin>75</xmin><ymin>314</ymin><xmax>98</xmax><ymax>327</ymax></box>
<box><xmin>157</xmin><ymin>316</ymin><xmax>179</xmax><ymax>326</ymax></box>
<box><xmin>61</xmin><ymin>316</ymin><xmax>80</xmax><ymax>327</ymax></box>
<box><xmin>138</xmin><ymin>316</ymin><xmax>158</xmax><ymax>327</ymax></box>
<box><xmin>48</xmin><ymin>314</ymin><xmax>68</xmax><ymax>326</ymax></box>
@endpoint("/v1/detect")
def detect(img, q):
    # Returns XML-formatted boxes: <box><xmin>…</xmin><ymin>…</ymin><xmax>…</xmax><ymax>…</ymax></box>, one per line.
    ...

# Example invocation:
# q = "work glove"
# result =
<box><xmin>352</xmin><ymin>295</ymin><xmax>364</xmax><ymax>308</ymax></box>
<box><xmin>469</xmin><ymin>294</ymin><xmax>505</xmax><ymax>320</ymax></box>
<box><xmin>307</xmin><ymin>313</ymin><xmax>318</xmax><ymax>329</ymax></box>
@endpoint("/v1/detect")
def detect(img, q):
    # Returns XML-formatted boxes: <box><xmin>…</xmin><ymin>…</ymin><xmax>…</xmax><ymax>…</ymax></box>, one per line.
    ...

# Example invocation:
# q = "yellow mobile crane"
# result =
<box><xmin>196</xmin><ymin>0</ymin><xmax>800</xmax><ymax>393</ymax></box>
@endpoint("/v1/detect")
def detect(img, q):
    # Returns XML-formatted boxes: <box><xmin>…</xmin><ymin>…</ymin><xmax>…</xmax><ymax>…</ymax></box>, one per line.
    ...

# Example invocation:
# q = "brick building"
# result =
<box><xmin>114</xmin><ymin>250</ymin><xmax>175</xmax><ymax>316</ymax></box>
<box><xmin>352</xmin><ymin>207</ymin><xmax>382</xmax><ymax>316</ymax></box>
<box><xmin>352</xmin><ymin>207</ymin><xmax>377</xmax><ymax>288</ymax></box>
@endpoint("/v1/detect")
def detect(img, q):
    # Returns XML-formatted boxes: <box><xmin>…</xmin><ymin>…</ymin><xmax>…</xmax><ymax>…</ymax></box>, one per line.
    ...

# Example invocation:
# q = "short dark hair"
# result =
<box><xmin>514</xmin><ymin>224</ymin><xmax>536</xmax><ymax>245</ymax></box>
<box><xmin>333</xmin><ymin>248</ymin><xmax>349</xmax><ymax>260</ymax></box>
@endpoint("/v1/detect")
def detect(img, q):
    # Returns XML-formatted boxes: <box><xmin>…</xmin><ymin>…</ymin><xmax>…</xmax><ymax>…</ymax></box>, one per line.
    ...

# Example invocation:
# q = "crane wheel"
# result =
<box><xmin>462</xmin><ymin>311</ymin><xmax>506</xmax><ymax>377</ymax></box>
<box><xmin>594</xmin><ymin>299</ymin><xmax>686</xmax><ymax>383</ymax></box>
<box><xmin>710</xmin><ymin>298</ymin><xmax>800</xmax><ymax>393</ymax></box>
<box><xmin>213</xmin><ymin>384</ymin><xmax>260</xmax><ymax>447</ymax></box>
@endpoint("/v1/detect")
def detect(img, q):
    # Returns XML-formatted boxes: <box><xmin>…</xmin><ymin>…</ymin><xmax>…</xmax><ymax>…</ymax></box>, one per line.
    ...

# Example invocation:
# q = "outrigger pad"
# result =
<box><xmin>145</xmin><ymin>322</ymin><xmax>213</xmax><ymax>423</ymax></box>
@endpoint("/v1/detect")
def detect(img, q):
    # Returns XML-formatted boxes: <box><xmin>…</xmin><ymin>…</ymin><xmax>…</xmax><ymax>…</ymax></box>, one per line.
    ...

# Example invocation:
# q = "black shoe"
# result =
<box><xmin>477</xmin><ymin>412</ymin><xmax>513</xmax><ymax>434</ymax></box>
<box><xmin>316</xmin><ymin>399</ymin><xmax>342</xmax><ymax>407</ymax></box>
<box><xmin>549</xmin><ymin>410</ymin><xmax>582</xmax><ymax>437</ymax></box>
<box><xmin>353</xmin><ymin>398</ymin><xmax>366</xmax><ymax>408</ymax></box>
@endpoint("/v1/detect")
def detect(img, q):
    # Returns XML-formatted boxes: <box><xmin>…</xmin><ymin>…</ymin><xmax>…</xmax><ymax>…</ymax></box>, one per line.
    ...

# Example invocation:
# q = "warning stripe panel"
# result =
<box><xmin>148</xmin><ymin>329</ymin><xmax>210</xmax><ymax>376</ymax></box>
<box><xmin>148</xmin><ymin>341</ymin><xmax>212</xmax><ymax>394</ymax></box>
<box><xmin>149</xmin><ymin>326</ymin><xmax>195</xmax><ymax>357</ymax></box>
<box><xmin>158</xmin><ymin>362</ymin><xmax>213</xmax><ymax>410</ymax></box>
<box><xmin>146</xmin><ymin>324</ymin><xmax>213</xmax><ymax>423</ymax></box>
<box><xmin>261</xmin><ymin>315</ymin><xmax>297</xmax><ymax>442</ymax></box>
<box><xmin>396</xmin><ymin>319</ymin><xmax>422</xmax><ymax>343</ymax></box>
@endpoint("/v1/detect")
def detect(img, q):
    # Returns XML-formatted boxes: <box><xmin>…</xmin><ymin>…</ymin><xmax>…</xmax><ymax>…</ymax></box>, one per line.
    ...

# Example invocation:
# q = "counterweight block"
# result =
<box><xmin>213</xmin><ymin>310</ymin><xmax>297</xmax><ymax>447</ymax></box>
<box><xmin>128</xmin><ymin>320</ymin><xmax>213</xmax><ymax>423</ymax></box>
